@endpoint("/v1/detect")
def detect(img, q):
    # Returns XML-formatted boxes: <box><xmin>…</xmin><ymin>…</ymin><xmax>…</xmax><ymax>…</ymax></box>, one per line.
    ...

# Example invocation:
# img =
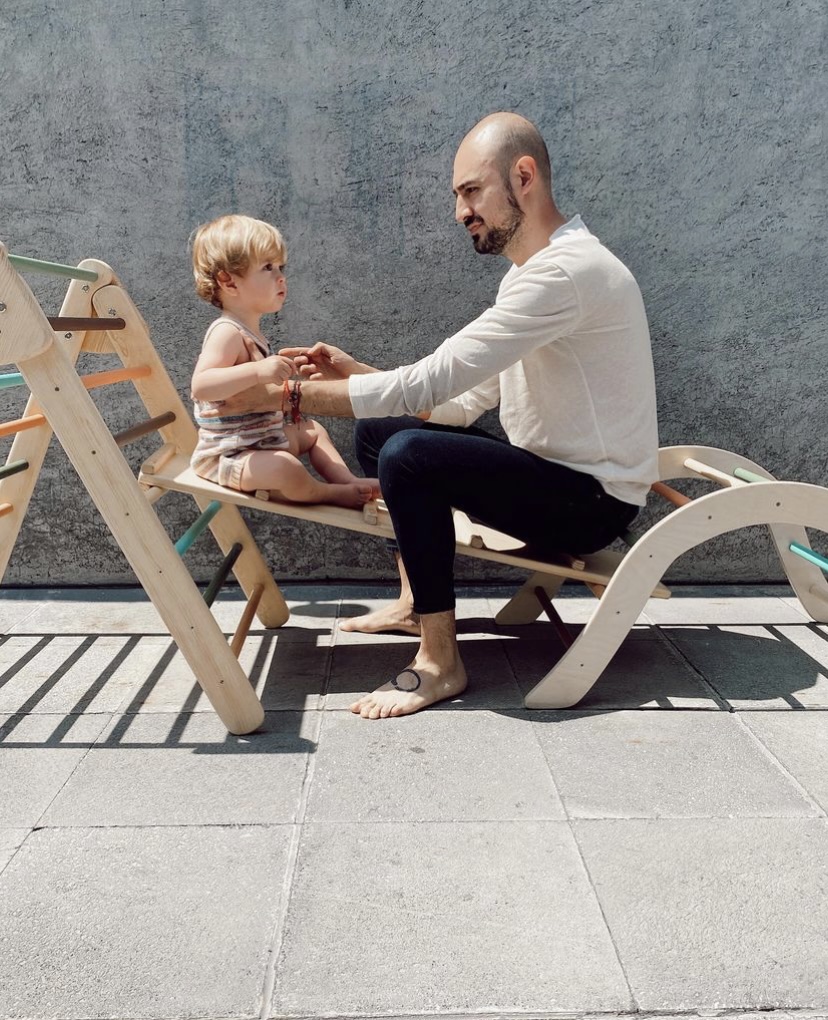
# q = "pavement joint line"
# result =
<box><xmin>0</xmin><ymin>599</ymin><xmax>43</xmax><ymax>635</ymax></box>
<box><xmin>0</xmin><ymin>1008</ymin><xmax>807</xmax><ymax>1020</ymax></box>
<box><xmin>651</xmin><ymin>624</ymin><xmax>732</xmax><ymax>711</ymax></box>
<box><xmin>26</xmin><ymin>711</ymin><xmax>111</xmax><ymax>830</ymax></box>
<box><xmin>526</xmin><ymin>701</ymin><xmax>638</xmax><ymax>1008</ymax></box>
<box><xmin>565</xmin><ymin>820</ymin><xmax>639</xmax><ymax>1012</ymax></box>
<box><xmin>736</xmin><ymin>714</ymin><xmax>828</xmax><ymax>818</ymax></box>
<box><xmin>258</xmin><ymin>709</ymin><xmax>322</xmax><ymax>1020</ymax></box>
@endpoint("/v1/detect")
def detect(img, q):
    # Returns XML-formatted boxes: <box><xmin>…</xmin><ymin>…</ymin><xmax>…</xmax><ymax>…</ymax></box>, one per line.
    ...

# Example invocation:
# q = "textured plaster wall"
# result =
<box><xmin>1</xmin><ymin>0</ymin><xmax>825</xmax><ymax>585</ymax></box>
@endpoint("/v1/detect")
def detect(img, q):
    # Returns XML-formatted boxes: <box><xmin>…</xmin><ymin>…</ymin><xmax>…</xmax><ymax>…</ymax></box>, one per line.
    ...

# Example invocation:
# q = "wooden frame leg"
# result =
<box><xmin>494</xmin><ymin>571</ymin><xmax>565</xmax><ymax>625</ymax></box>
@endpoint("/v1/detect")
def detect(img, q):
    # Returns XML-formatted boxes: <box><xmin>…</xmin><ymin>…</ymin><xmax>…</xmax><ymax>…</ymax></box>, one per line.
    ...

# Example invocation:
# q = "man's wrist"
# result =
<box><xmin>300</xmin><ymin>378</ymin><xmax>355</xmax><ymax>417</ymax></box>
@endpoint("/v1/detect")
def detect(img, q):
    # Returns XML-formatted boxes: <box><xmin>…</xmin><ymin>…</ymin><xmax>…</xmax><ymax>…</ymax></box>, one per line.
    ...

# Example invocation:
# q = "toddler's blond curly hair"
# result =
<box><xmin>191</xmin><ymin>214</ymin><xmax>287</xmax><ymax>309</ymax></box>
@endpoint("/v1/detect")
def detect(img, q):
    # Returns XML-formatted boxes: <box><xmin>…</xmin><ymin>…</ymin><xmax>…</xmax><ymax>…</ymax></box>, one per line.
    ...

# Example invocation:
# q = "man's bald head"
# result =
<box><xmin>460</xmin><ymin>113</ymin><xmax>553</xmax><ymax>194</ymax></box>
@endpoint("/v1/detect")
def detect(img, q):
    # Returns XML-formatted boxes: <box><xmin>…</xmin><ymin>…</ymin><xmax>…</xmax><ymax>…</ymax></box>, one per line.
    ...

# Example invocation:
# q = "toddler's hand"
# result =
<box><xmin>279</xmin><ymin>342</ymin><xmax>357</xmax><ymax>380</ymax></box>
<box><xmin>256</xmin><ymin>355</ymin><xmax>295</xmax><ymax>385</ymax></box>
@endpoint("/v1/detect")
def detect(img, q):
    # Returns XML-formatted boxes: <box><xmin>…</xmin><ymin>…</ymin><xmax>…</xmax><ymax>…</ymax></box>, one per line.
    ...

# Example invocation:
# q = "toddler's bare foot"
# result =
<box><xmin>349</xmin><ymin>658</ymin><xmax>468</xmax><ymax>719</ymax></box>
<box><xmin>328</xmin><ymin>482</ymin><xmax>377</xmax><ymax>508</ymax></box>
<box><xmin>339</xmin><ymin>599</ymin><xmax>421</xmax><ymax>635</ymax></box>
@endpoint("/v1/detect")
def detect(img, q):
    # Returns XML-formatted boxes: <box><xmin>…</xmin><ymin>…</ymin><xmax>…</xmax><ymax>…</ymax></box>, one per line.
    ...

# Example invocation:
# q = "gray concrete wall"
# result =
<box><xmin>1</xmin><ymin>0</ymin><xmax>825</xmax><ymax>585</ymax></box>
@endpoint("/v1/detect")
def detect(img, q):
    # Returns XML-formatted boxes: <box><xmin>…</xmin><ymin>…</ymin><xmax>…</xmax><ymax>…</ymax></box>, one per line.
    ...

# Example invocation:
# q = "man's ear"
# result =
<box><xmin>514</xmin><ymin>156</ymin><xmax>537</xmax><ymax>193</ymax></box>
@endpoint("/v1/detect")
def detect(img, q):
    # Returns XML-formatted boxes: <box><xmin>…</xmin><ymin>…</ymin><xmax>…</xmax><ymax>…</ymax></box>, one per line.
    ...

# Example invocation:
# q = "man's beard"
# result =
<box><xmin>469</xmin><ymin>184</ymin><xmax>525</xmax><ymax>255</ymax></box>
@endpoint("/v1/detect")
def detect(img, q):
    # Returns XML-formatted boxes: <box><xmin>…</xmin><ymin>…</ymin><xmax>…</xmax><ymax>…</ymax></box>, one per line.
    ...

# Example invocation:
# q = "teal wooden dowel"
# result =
<box><xmin>733</xmin><ymin>467</ymin><xmax>770</xmax><ymax>484</ymax></box>
<box><xmin>174</xmin><ymin>500</ymin><xmax>222</xmax><ymax>556</ymax></box>
<box><xmin>203</xmin><ymin>542</ymin><xmax>243</xmax><ymax>607</ymax></box>
<box><xmin>0</xmin><ymin>373</ymin><xmax>25</xmax><ymax>390</ymax></box>
<box><xmin>8</xmin><ymin>253</ymin><xmax>99</xmax><ymax>283</ymax></box>
<box><xmin>789</xmin><ymin>541</ymin><xmax>828</xmax><ymax>574</ymax></box>
<box><xmin>0</xmin><ymin>460</ymin><xmax>29</xmax><ymax>481</ymax></box>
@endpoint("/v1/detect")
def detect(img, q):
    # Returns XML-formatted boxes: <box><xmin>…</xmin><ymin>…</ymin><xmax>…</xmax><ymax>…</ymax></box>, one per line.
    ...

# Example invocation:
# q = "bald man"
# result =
<box><xmin>239</xmin><ymin>112</ymin><xmax>659</xmax><ymax>718</ymax></box>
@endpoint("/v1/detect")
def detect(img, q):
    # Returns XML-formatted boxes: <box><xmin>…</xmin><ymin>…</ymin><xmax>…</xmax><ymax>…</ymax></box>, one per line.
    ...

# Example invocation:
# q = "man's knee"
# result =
<box><xmin>355</xmin><ymin>416</ymin><xmax>424</xmax><ymax>474</ymax></box>
<box><xmin>378</xmin><ymin>428</ymin><xmax>436</xmax><ymax>485</ymax></box>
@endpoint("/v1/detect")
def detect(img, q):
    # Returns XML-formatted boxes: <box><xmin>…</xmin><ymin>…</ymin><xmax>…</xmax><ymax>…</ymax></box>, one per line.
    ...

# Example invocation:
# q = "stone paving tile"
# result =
<box><xmin>42</xmin><ymin>711</ymin><xmax>317</xmax><ymax>826</ymax></box>
<box><xmin>0</xmin><ymin>829</ymin><xmax>29</xmax><ymax>873</ymax></box>
<box><xmin>0</xmin><ymin>596</ymin><xmax>43</xmax><ymax>634</ymax></box>
<box><xmin>661</xmin><ymin>623</ymin><xmax>828</xmax><ymax>709</ymax></box>
<box><xmin>0</xmin><ymin>634</ymin><xmax>142</xmax><ymax>714</ymax></box>
<box><xmin>325</xmin><ymin>635</ymin><xmax>524</xmax><ymax>711</ymax></box>
<box><xmin>268</xmin><ymin>592</ymin><xmax>338</xmax><ymax>636</ymax></box>
<box><xmin>779</xmin><ymin>594</ymin><xmax>823</xmax><ymax>620</ymax></box>
<box><xmin>100</xmin><ymin>633</ymin><xmax>322</xmax><ymax>714</ymax></box>
<box><xmin>0</xmin><ymin>825</ymin><xmax>290</xmax><ymax>1019</ymax></box>
<box><xmin>574</xmin><ymin>817</ymin><xmax>828</xmax><ymax>1012</ymax></box>
<box><xmin>502</xmin><ymin>627</ymin><xmax>720</xmax><ymax>710</ymax></box>
<box><xmin>489</xmin><ymin>592</ymin><xmax>653</xmax><ymax>626</ymax></box>
<box><xmin>272</xmin><ymin>821</ymin><xmax>631</xmax><ymax>1016</ymax></box>
<box><xmin>306</xmin><ymin>710</ymin><xmax>564</xmax><ymax>822</ymax></box>
<box><xmin>532</xmin><ymin>712</ymin><xmax>815</xmax><ymax>818</ymax></box>
<box><xmin>743</xmin><ymin>712</ymin><xmax>828</xmax><ymax>814</ymax></box>
<box><xmin>0</xmin><ymin>714</ymin><xmax>110</xmax><ymax>827</ymax></box>
<box><xmin>642</xmin><ymin>594</ymin><xmax>806</xmax><ymax>625</ymax></box>
<box><xmin>9</xmin><ymin>588</ymin><xmax>170</xmax><ymax>634</ymax></box>
<box><xmin>7</xmin><ymin>586</ymin><xmax>330</xmax><ymax>636</ymax></box>
<box><xmin>259</xmin><ymin>628</ymin><xmax>330</xmax><ymax>710</ymax></box>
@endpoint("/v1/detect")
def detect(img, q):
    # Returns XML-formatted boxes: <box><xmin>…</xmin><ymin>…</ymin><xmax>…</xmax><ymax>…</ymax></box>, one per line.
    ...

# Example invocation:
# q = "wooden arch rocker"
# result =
<box><xmin>2</xmin><ymin>243</ymin><xmax>827</xmax><ymax>726</ymax></box>
<box><xmin>503</xmin><ymin>445</ymin><xmax>828</xmax><ymax>708</ymax></box>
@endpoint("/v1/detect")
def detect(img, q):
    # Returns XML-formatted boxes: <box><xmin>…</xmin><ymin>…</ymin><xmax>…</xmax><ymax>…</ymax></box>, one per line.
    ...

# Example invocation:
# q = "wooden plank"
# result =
<box><xmin>142</xmin><ymin>450</ymin><xmax>673</xmax><ymax>597</ymax></box>
<box><xmin>0</xmin><ymin>256</ymin><xmax>115</xmax><ymax>584</ymax></box>
<box><xmin>16</xmin><ymin>337</ymin><xmax>264</xmax><ymax>734</ymax></box>
<box><xmin>0</xmin><ymin>245</ymin><xmax>55</xmax><ymax>363</ymax></box>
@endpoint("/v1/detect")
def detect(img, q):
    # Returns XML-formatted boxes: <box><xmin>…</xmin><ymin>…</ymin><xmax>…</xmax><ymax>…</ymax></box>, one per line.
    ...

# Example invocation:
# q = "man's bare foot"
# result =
<box><xmin>349</xmin><ymin>659</ymin><xmax>468</xmax><ymax>719</ymax></box>
<box><xmin>339</xmin><ymin>599</ymin><xmax>421</xmax><ymax>635</ymax></box>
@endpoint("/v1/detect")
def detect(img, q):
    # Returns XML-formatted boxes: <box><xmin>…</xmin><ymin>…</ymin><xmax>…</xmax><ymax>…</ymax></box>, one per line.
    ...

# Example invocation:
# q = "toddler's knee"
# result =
<box><xmin>305</xmin><ymin>418</ymin><xmax>329</xmax><ymax>440</ymax></box>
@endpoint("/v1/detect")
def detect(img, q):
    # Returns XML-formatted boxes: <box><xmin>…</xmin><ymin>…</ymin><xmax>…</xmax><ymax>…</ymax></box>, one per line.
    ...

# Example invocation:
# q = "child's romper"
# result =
<box><xmin>190</xmin><ymin>316</ymin><xmax>290</xmax><ymax>491</ymax></box>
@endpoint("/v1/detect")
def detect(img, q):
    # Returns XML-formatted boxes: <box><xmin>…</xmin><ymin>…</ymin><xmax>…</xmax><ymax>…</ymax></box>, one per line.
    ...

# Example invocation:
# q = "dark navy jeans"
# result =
<box><xmin>355</xmin><ymin>417</ymin><xmax>639</xmax><ymax>615</ymax></box>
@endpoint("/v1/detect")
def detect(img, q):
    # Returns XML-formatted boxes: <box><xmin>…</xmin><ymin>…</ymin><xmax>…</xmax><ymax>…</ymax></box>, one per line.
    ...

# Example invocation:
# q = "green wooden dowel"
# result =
<box><xmin>174</xmin><ymin>500</ymin><xmax>222</xmax><ymax>556</ymax></box>
<box><xmin>733</xmin><ymin>467</ymin><xmax>770</xmax><ymax>484</ymax></box>
<box><xmin>789</xmin><ymin>541</ymin><xmax>828</xmax><ymax>574</ymax></box>
<box><xmin>8</xmin><ymin>253</ymin><xmax>99</xmax><ymax>283</ymax></box>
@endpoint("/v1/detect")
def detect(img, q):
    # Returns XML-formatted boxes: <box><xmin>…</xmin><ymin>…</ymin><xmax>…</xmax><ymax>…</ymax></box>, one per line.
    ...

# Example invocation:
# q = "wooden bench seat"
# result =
<box><xmin>139</xmin><ymin>445</ymin><xmax>672</xmax><ymax>599</ymax></box>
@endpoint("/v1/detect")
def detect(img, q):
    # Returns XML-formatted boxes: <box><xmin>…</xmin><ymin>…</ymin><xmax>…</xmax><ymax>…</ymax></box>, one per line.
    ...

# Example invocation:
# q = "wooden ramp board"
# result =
<box><xmin>141</xmin><ymin>447</ymin><xmax>672</xmax><ymax>598</ymax></box>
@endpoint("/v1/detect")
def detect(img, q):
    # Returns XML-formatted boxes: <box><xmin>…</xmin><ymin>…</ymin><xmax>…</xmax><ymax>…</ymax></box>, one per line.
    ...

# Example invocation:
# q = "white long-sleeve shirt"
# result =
<box><xmin>349</xmin><ymin>216</ymin><xmax>659</xmax><ymax>506</ymax></box>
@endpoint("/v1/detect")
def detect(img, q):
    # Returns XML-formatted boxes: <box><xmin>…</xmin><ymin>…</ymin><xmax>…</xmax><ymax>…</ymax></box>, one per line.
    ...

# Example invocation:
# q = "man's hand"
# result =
<box><xmin>278</xmin><ymin>342</ymin><xmax>376</xmax><ymax>380</ymax></box>
<box><xmin>255</xmin><ymin>354</ymin><xmax>295</xmax><ymax>386</ymax></box>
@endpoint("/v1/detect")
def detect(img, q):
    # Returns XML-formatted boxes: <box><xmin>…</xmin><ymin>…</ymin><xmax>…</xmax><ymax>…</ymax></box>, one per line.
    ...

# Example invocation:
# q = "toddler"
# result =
<box><xmin>189</xmin><ymin>214</ymin><xmax>378</xmax><ymax>507</ymax></box>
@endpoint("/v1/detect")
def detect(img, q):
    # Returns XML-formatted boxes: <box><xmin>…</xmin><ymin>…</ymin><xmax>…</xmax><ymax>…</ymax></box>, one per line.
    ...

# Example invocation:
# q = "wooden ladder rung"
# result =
<box><xmin>230</xmin><ymin>584</ymin><xmax>264</xmax><ymax>657</ymax></box>
<box><xmin>0</xmin><ymin>414</ymin><xmax>46</xmax><ymax>440</ymax></box>
<box><xmin>113</xmin><ymin>411</ymin><xmax>175</xmax><ymax>448</ymax></box>
<box><xmin>651</xmin><ymin>480</ymin><xmax>692</xmax><ymax>508</ymax></box>
<box><xmin>683</xmin><ymin>457</ymin><xmax>749</xmax><ymax>489</ymax></box>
